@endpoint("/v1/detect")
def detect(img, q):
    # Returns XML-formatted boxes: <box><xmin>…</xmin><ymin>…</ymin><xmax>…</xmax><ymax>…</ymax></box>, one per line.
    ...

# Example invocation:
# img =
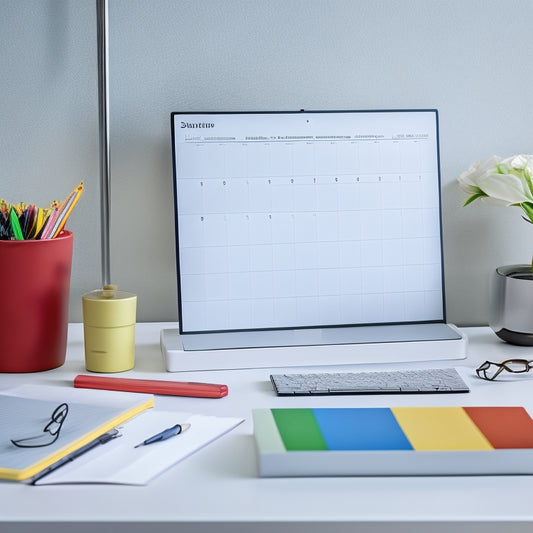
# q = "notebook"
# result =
<box><xmin>0</xmin><ymin>384</ymin><xmax>153</xmax><ymax>481</ymax></box>
<box><xmin>253</xmin><ymin>407</ymin><xmax>533</xmax><ymax>477</ymax></box>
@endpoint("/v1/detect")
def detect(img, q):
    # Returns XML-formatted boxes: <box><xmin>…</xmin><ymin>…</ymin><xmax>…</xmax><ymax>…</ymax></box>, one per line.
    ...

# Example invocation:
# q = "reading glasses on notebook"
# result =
<box><xmin>476</xmin><ymin>359</ymin><xmax>533</xmax><ymax>381</ymax></box>
<box><xmin>11</xmin><ymin>403</ymin><xmax>69</xmax><ymax>448</ymax></box>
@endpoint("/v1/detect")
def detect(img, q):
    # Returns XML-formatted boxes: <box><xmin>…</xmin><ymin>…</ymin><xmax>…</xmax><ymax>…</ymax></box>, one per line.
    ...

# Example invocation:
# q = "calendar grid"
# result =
<box><xmin>172</xmin><ymin>111</ymin><xmax>444</xmax><ymax>334</ymax></box>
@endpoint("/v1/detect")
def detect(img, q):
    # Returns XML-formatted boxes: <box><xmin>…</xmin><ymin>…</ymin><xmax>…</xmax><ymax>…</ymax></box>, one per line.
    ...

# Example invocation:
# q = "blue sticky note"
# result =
<box><xmin>312</xmin><ymin>408</ymin><xmax>413</xmax><ymax>451</ymax></box>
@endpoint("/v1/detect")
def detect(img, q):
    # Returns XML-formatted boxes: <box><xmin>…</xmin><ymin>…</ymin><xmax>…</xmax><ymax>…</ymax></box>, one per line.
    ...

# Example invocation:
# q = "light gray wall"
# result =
<box><xmin>3</xmin><ymin>0</ymin><xmax>533</xmax><ymax>326</ymax></box>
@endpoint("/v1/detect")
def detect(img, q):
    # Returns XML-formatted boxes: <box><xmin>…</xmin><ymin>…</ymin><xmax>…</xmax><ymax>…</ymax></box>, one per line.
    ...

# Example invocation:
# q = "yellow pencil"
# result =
<box><xmin>33</xmin><ymin>207</ymin><xmax>49</xmax><ymax>239</ymax></box>
<box><xmin>40</xmin><ymin>207</ymin><xmax>60</xmax><ymax>239</ymax></box>
<box><xmin>52</xmin><ymin>180</ymin><xmax>84</xmax><ymax>238</ymax></box>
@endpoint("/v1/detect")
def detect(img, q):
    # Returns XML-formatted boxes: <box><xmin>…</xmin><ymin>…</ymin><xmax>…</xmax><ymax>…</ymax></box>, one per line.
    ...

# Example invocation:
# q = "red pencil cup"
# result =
<box><xmin>0</xmin><ymin>231</ymin><xmax>73</xmax><ymax>372</ymax></box>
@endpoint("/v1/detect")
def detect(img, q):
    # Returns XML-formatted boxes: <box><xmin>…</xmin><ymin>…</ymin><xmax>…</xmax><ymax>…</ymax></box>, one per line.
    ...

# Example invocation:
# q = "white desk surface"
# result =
<box><xmin>3</xmin><ymin>323</ymin><xmax>533</xmax><ymax>533</ymax></box>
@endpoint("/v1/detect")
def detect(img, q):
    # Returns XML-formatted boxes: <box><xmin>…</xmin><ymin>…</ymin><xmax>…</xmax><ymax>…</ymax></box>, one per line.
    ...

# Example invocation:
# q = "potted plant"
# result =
<box><xmin>458</xmin><ymin>154</ymin><xmax>533</xmax><ymax>345</ymax></box>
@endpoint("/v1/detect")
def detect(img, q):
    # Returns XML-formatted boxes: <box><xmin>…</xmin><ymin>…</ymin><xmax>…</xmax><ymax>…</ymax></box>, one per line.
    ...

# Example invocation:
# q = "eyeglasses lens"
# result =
<box><xmin>478</xmin><ymin>362</ymin><xmax>499</xmax><ymax>380</ymax></box>
<box><xmin>503</xmin><ymin>361</ymin><xmax>530</xmax><ymax>373</ymax></box>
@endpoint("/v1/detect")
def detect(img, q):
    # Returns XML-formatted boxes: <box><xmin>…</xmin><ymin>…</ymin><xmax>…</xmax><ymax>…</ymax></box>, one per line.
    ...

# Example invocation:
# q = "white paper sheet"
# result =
<box><xmin>34</xmin><ymin>409</ymin><xmax>243</xmax><ymax>485</ymax></box>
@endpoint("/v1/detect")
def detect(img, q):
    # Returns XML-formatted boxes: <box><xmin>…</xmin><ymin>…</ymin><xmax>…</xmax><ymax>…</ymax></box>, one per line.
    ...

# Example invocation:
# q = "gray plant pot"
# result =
<box><xmin>490</xmin><ymin>264</ymin><xmax>533</xmax><ymax>345</ymax></box>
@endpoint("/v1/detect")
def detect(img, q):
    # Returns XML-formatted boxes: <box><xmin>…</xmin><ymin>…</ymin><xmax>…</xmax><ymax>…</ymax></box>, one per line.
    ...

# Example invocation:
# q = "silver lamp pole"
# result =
<box><xmin>96</xmin><ymin>0</ymin><xmax>111</xmax><ymax>287</ymax></box>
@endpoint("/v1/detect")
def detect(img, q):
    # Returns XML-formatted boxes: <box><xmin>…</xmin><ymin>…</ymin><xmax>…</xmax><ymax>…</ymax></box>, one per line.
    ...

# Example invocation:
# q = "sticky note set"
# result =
<box><xmin>252</xmin><ymin>407</ymin><xmax>533</xmax><ymax>477</ymax></box>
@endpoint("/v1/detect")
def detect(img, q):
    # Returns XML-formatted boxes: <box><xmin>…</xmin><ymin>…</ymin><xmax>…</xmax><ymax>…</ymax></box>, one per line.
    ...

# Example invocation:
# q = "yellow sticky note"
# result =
<box><xmin>391</xmin><ymin>407</ymin><xmax>493</xmax><ymax>451</ymax></box>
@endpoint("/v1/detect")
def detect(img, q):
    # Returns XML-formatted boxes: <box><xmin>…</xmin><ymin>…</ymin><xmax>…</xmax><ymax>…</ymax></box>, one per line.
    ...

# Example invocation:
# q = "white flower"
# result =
<box><xmin>477</xmin><ymin>171</ymin><xmax>533</xmax><ymax>205</ymax></box>
<box><xmin>458</xmin><ymin>154</ymin><xmax>533</xmax><ymax>223</ymax></box>
<box><xmin>458</xmin><ymin>156</ymin><xmax>501</xmax><ymax>194</ymax></box>
<box><xmin>510</xmin><ymin>154</ymin><xmax>529</xmax><ymax>170</ymax></box>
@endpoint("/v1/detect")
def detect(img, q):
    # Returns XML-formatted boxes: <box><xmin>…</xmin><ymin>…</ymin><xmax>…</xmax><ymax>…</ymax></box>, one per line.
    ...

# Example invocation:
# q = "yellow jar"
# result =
<box><xmin>82</xmin><ymin>285</ymin><xmax>137</xmax><ymax>372</ymax></box>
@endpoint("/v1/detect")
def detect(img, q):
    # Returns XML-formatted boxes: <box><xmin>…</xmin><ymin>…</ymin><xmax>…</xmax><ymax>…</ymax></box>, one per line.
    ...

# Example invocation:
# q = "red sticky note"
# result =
<box><xmin>464</xmin><ymin>407</ymin><xmax>533</xmax><ymax>449</ymax></box>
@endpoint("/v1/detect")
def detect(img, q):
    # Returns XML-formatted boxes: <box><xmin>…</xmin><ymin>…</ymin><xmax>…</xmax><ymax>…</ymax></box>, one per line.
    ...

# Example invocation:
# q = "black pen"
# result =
<box><xmin>31</xmin><ymin>429</ymin><xmax>121</xmax><ymax>484</ymax></box>
<box><xmin>134</xmin><ymin>423</ymin><xmax>191</xmax><ymax>448</ymax></box>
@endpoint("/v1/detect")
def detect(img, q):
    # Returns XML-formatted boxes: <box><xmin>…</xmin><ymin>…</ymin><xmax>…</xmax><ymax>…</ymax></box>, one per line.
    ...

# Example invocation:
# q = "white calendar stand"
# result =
<box><xmin>160</xmin><ymin>324</ymin><xmax>467</xmax><ymax>372</ymax></box>
<box><xmin>168</xmin><ymin>110</ymin><xmax>461</xmax><ymax>369</ymax></box>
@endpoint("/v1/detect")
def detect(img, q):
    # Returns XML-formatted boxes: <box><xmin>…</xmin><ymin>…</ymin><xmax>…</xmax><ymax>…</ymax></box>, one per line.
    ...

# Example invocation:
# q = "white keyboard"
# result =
<box><xmin>270</xmin><ymin>368</ymin><xmax>469</xmax><ymax>396</ymax></box>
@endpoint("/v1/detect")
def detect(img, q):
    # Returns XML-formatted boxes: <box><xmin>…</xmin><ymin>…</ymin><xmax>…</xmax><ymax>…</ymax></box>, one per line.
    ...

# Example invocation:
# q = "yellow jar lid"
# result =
<box><xmin>82</xmin><ymin>285</ymin><xmax>137</xmax><ymax>328</ymax></box>
<box><xmin>82</xmin><ymin>284</ymin><xmax>136</xmax><ymax>301</ymax></box>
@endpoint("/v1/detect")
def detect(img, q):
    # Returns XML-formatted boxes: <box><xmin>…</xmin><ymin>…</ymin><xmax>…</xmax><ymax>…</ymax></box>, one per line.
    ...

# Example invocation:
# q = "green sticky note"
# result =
<box><xmin>271</xmin><ymin>408</ymin><xmax>328</xmax><ymax>451</ymax></box>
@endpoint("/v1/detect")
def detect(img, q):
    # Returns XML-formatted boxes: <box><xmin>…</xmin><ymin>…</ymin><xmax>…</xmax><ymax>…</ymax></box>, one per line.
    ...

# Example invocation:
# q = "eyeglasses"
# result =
<box><xmin>11</xmin><ymin>403</ymin><xmax>69</xmax><ymax>448</ymax></box>
<box><xmin>476</xmin><ymin>359</ymin><xmax>533</xmax><ymax>381</ymax></box>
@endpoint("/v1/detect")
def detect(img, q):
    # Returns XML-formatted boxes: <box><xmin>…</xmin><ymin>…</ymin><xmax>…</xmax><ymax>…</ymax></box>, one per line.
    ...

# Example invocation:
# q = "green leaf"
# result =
<box><xmin>524</xmin><ymin>167</ymin><xmax>533</xmax><ymax>197</ymax></box>
<box><xmin>463</xmin><ymin>190</ymin><xmax>488</xmax><ymax>206</ymax></box>
<box><xmin>520</xmin><ymin>202</ymin><xmax>533</xmax><ymax>224</ymax></box>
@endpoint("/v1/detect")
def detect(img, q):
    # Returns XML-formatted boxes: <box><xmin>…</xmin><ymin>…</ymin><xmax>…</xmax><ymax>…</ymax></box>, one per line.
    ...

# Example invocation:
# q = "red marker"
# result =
<box><xmin>74</xmin><ymin>374</ymin><xmax>228</xmax><ymax>398</ymax></box>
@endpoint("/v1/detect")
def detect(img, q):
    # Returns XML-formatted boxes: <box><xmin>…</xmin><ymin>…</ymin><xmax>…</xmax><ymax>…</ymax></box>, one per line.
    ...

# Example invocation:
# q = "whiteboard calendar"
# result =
<box><xmin>171</xmin><ymin>110</ymin><xmax>445</xmax><ymax>335</ymax></box>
